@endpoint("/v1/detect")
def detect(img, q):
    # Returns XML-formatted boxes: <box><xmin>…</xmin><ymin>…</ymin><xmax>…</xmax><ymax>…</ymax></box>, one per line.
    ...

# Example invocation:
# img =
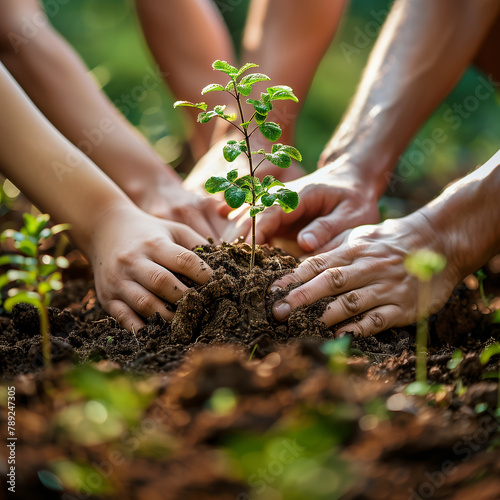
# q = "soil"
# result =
<box><xmin>1</xmin><ymin>243</ymin><xmax>500</xmax><ymax>500</ymax></box>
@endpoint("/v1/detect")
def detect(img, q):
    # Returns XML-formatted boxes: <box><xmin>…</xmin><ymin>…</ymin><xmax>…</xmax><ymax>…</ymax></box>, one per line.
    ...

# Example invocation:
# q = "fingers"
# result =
<box><xmin>252</xmin><ymin>206</ymin><xmax>285</xmax><ymax>244</ymax></box>
<box><xmin>129</xmin><ymin>261</ymin><xmax>188</xmax><ymax>303</ymax></box>
<box><xmin>271</xmin><ymin>248</ymin><xmax>351</xmax><ymax>291</ymax></box>
<box><xmin>297</xmin><ymin>200</ymin><xmax>379</xmax><ymax>252</ymax></box>
<box><xmin>334</xmin><ymin>304</ymin><xmax>402</xmax><ymax>337</ymax></box>
<box><xmin>106</xmin><ymin>299</ymin><xmax>146</xmax><ymax>333</ymax></box>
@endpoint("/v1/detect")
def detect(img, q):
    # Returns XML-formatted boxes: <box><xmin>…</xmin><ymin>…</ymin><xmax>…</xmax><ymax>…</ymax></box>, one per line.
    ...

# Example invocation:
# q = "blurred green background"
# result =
<box><xmin>43</xmin><ymin>0</ymin><xmax>500</xmax><ymax>216</ymax></box>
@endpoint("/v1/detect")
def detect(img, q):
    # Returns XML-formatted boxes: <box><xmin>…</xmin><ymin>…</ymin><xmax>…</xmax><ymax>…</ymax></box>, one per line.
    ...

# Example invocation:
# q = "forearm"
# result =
<box><xmin>320</xmin><ymin>0</ymin><xmax>500</xmax><ymax>196</ymax></box>
<box><xmin>417</xmin><ymin>150</ymin><xmax>500</xmax><ymax>279</ymax></box>
<box><xmin>0</xmin><ymin>63</ymin><xmax>132</xmax><ymax>256</ymax></box>
<box><xmin>0</xmin><ymin>0</ymin><xmax>181</xmax><ymax>203</ymax></box>
<box><xmin>242</xmin><ymin>0</ymin><xmax>345</xmax><ymax>144</ymax></box>
<box><xmin>135</xmin><ymin>0</ymin><xmax>236</xmax><ymax>159</ymax></box>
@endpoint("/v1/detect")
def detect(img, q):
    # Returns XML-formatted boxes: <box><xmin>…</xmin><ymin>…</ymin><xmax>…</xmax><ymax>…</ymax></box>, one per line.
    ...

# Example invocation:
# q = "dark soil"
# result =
<box><xmin>1</xmin><ymin>243</ymin><xmax>500</xmax><ymax>499</ymax></box>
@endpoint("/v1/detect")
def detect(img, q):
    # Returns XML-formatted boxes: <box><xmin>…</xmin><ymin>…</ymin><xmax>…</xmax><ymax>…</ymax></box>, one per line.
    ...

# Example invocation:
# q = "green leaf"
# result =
<box><xmin>243</xmin><ymin>187</ymin><xmax>253</xmax><ymax>203</ymax></box>
<box><xmin>246</xmin><ymin>98</ymin><xmax>272</xmax><ymax>116</ymax></box>
<box><xmin>236</xmin><ymin>83</ymin><xmax>253</xmax><ymax>96</ymax></box>
<box><xmin>480</xmin><ymin>343</ymin><xmax>500</xmax><ymax>365</ymax></box>
<box><xmin>234</xmin><ymin>175</ymin><xmax>252</xmax><ymax>189</ymax></box>
<box><xmin>259</xmin><ymin>122</ymin><xmax>282</xmax><ymax>141</ymax></box>
<box><xmin>240</xmin><ymin>73</ymin><xmax>270</xmax><ymax>86</ymax></box>
<box><xmin>212</xmin><ymin>60</ymin><xmax>238</xmax><ymax>78</ymax></box>
<box><xmin>404</xmin><ymin>381</ymin><xmax>431</xmax><ymax>396</ymax></box>
<box><xmin>267</xmin><ymin>85</ymin><xmax>298</xmax><ymax>102</ymax></box>
<box><xmin>235</xmin><ymin>62</ymin><xmax>259</xmax><ymax>79</ymax></box>
<box><xmin>4</xmin><ymin>290</ymin><xmax>43</xmax><ymax>312</ymax></box>
<box><xmin>17</xmin><ymin>240</ymin><xmax>38</xmax><ymax>257</ymax></box>
<box><xmin>227</xmin><ymin>169</ymin><xmax>238</xmax><ymax>183</ymax></box>
<box><xmin>205</xmin><ymin>177</ymin><xmax>231</xmax><ymax>194</ymax></box>
<box><xmin>224</xmin><ymin>186</ymin><xmax>246</xmax><ymax>209</ymax></box>
<box><xmin>254</xmin><ymin>113</ymin><xmax>267</xmax><ymax>125</ymax></box>
<box><xmin>250</xmin><ymin>206</ymin><xmax>265</xmax><ymax>217</ymax></box>
<box><xmin>197</xmin><ymin>111</ymin><xmax>219</xmax><ymax>123</ymax></box>
<box><xmin>173</xmin><ymin>100</ymin><xmax>208</xmax><ymax>111</ymax></box>
<box><xmin>404</xmin><ymin>250</ymin><xmax>447</xmax><ymax>282</ymax></box>
<box><xmin>201</xmin><ymin>83</ymin><xmax>225</xmax><ymax>94</ymax></box>
<box><xmin>265</xmin><ymin>151</ymin><xmax>292</xmax><ymax>169</ymax></box>
<box><xmin>272</xmin><ymin>143</ymin><xmax>303</xmax><ymax>162</ymax></box>
<box><xmin>277</xmin><ymin>189</ymin><xmax>299</xmax><ymax>212</ymax></box>
<box><xmin>214</xmin><ymin>105</ymin><xmax>227</xmax><ymax>115</ymax></box>
<box><xmin>446</xmin><ymin>349</ymin><xmax>463</xmax><ymax>370</ymax></box>
<box><xmin>261</xmin><ymin>193</ymin><xmax>277</xmax><ymax>207</ymax></box>
<box><xmin>50</xmin><ymin>223</ymin><xmax>71</xmax><ymax>236</ymax></box>
<box><xmin>262</xmin><ymin>175</ymin><xmax>285</xmax><ymax>190</ymax></box>
<box><xmin>223</xmin><ymin>140</ymin><xmax>247</xmax><ymax>162</ymax></box>
<box><xmin>23</xmin><ymin>213</ymin><xmax>49</xmax><ymax>237</ymax></box>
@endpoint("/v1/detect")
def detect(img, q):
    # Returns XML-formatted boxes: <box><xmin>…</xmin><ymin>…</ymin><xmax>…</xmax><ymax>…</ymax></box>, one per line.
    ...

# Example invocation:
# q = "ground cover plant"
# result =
<box><xmin>174</xmin><ymin>60</ymin><xmax>300</xmax><ymax>268</ymax></box>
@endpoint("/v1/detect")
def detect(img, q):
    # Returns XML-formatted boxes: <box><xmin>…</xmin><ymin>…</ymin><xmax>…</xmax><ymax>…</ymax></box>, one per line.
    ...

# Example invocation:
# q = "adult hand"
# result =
<box><xmin>90</xmin><ymin>205</ymin><xmax>213</xmax><ymax>331</ymax></box>
<box><xmin>270</xmin><ymin>213</ymin><xmax>460</xmax><ymax>337</ymax></box>
<box><xmin>226</xmin><ymin>157</ymin><xmax>382</xmax><ymax>251</ymax></box>
<box><xmin>132</xmin><ymin>178</ymin><xmax>229</xmax><ymax>242</ymax></box>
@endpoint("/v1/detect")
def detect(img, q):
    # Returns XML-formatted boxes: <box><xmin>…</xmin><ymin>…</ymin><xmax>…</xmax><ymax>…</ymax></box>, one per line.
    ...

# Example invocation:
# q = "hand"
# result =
<box><xmin>89</xmin><ymin>205</ymin><xmax>213</xmax><ymax>331</ymax></box>
<box><xmin>227</xmin><ymin>158</ymin><xmax>381</xmax><ymax>251</ymax></box>
<box><xmin>132</xmin><ymin>177</ymin><xmax>229</xmax><ymax>241</ymax></box>
<box><xmin>270</xmin><ymin>213</ymin><xmax>461</xmax><ymax>337</ymax></box>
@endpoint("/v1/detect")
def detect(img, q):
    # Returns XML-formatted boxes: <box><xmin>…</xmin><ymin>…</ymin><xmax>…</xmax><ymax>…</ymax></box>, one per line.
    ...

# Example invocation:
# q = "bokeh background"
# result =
<box><xmin>31</xmin><ymin>0</ymin><xmax>500</xmax><ymax>216</ymax></box>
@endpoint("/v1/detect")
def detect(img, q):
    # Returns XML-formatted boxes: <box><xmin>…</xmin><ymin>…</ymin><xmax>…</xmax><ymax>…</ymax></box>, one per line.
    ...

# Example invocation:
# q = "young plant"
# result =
<box><xmin>404</xmin><ymin>249</ymin><xmax>446</xmax><ymax>394</ymax></box>
<box><xmin>174</xmin><ymin>60</ymin><xmax>301</xmax><ymax>269</ymax></box>
<box><xmin>480</xmin><ymin>343</ymin><xmax>500</xmax><ymax>417</ymax></box>
<box><xmin>0</xmin><ymin>213</ymin><xmax>70</xmax><ymax>367</ymax></box>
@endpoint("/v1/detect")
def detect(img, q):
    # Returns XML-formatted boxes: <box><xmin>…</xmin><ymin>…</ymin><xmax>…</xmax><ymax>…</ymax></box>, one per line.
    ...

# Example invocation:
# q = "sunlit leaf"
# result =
<box><xmin>227</xmin><ymin>169</ymin><xmax>238</xmax><ymax>183</ymax></box>
<box><xmin>259</xmin><ymin>122</ymin><xmax>282</xmax><ymax>141</ymax></box>
<box><xmin>236</xmin><ymin>83</ymin><xmax>253</xmax><ymax>96</ymax></box>
<box><xmin>267</xmin><ymin>85</ymin><xmax>298</xmax><ymax>102</ymax></box>
<box><xmin>246</xmin><ymin>98</ymin><xmax>272</xmax><ymax>116</ymax></box>
<box><xmin>277</xmin><ymin>189</ymin><xmax>299</xmax><ymax>212</ymax></box>
<box><xmin>173</xmin><ymin>100</ymin><xmax>207</xmax><ymax>111</ymax></box>
<box><xmin>254</xmin><ymin>113</ymin><xmax>267</xmax><ymax>125</ymax></box>
<box><xmin>212</xmin><ymin>60</ymin><xmax>238</xmax><ymax>78</ymax></box>
<box><xmin>235</xmin><ymin>62</ymin><xmax>259</xmax><ymax>79</ymax></box>
<box><xmin>262</xmin><ymin>175</ymin><xmax>285</xmax><ymax>190</ymax></box>
<box><xmin>205</xmin><ymin>177</ymin><xmax>231</xmax><ymax>194</ymax></box>
<box><xmin>265</xmin><ymin>151</ymin><xmax>291</xmax><ymax>169</ymax></box>
<box><xmin>261</xmin><ymin>193</ymin><xmax>277</xmax><ymax>206</ymax></box>
<box><xmin>272</xmin><ymin>143</ymin><xmax>302</xmax><ymax>162</ymax></box>
<box><xmin>224</xmin><ymin>186</ymin><xmax>246</xmax><ymax>209</ymax></box>
<box><xmin>197</xmin><ymin>110</ymin><xmax>218</xmax><ymax>123</ymax></box>
<box><xmin>223</xmin><ymin>140</ymin><xmax>247</xmax><ymax>162</ymax></box>
<box><xmin>4</xmin><ymin>290</ymin><xmax>43</xmax><ymax>312</ymax></box>
<box><xmin>201</xmin><ymin>83</ymin><xmax>225</xmax><ymax>94</ymax></box>
<box><xmin>250</xmin><ymin>206</ymin><xmax>265</xmax><ymax>217</ymax></box>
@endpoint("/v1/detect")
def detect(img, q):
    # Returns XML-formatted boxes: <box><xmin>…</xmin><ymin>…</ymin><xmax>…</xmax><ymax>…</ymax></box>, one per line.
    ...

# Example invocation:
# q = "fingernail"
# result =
<box><xmin>274</xmin><ymin>301</ymin><xmax>291</xmax><ymax>321</ymax></box>
<box><xmin>300</xmin><ymin>232</ymin><xmax>319</xmax><ymax>251</ymax></box>
<box><xmin>269</xmin><ymin>285</ymin><xmax>282</xmax><ymax>293</ymax></box>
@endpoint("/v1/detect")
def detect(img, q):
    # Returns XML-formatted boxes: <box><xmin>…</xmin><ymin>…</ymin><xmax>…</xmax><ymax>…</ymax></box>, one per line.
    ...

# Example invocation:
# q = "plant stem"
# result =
<box><xmin>39</xmin><ymin>302</ymin><xmax>51</xmax><ymax>368</ymax></box>
<box><xmin>234</xmin><ymin>84</ymin><xmax>257</xmax><ymax>269</ymax></box>
<box><xmin>415</xmin><ymin>282</ymin><xmax>430</xmax><ymax>384</ymax></box>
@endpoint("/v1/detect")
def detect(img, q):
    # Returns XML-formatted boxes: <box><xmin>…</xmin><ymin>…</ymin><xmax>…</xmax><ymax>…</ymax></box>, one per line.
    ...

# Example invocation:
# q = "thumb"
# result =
<box><xmin>298</xmin><ymin>214</ymin><xmax>340</xmax><ymax>252</ymax></box>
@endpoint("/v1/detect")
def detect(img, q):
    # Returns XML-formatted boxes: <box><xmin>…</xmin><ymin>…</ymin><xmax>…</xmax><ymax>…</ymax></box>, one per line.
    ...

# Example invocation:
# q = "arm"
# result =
<box><xmin>135</xmin><ymin>0</ymin><xmax>236</xmax><ymax>160</ymax></box>
<box><xmin>0</xmin><ymin>0</ymin><xmax>227</xmax><ymax>238</ymax></box>
<box><xmin>270</xmin><ymin>149</ymin><xmax>500</xmax><ymax>336</ymax></box>
<box><xmin>0</xmin><ymin>62</ymin><xmax>212</xmax><ymax>331</ymax></box>
<box><xmin>253</xmin><ymin>0</ymin><xmax>500</xmax><ymax>252</ymax></box>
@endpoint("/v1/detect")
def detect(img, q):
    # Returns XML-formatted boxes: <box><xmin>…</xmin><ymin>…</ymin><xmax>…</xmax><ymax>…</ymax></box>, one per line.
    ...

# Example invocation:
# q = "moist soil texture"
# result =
<box><xmin>1</xmin><ymin>243</ymin><xmax>500</xmax><ymax>500</ymax></box>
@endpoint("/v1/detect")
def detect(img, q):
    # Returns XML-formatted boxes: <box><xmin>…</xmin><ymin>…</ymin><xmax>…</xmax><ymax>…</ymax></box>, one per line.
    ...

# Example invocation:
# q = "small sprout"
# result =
<box><xmin>248</xmin><ymin>343</ymin><xmax>258</xmax><ymax>361</ymax></box>
<box><xmin>107</xmin><ymin>336</ymin><xmax>114</xmax><ymax>345</ymax></box>
<box><xmin>174</xmin><ymin>60</ymin><xmax>301</xmax><ymax>269</ymax></box>
<box><xmin>404</xmin><ymin>249</ymin><xmax>446</xmax><ymax>385</ymax></box>
<box><xmin>446</xmin><ymin>349</ymin><xmax>463</xmax><ymax>370</ymax></box>
<box><xmin>480</xmin><ymin>343</ymin><xmax>500</xmax><ymax>415</ymax></box>
<box><xmin>0</xmin><ymin>213</ymin><xmax>70</xmax><ymax>367</ymax></box>
<box><xmin>475</xmin><ymin>269</ymin><xmax>491</xmax><ymax>309</ymax></box>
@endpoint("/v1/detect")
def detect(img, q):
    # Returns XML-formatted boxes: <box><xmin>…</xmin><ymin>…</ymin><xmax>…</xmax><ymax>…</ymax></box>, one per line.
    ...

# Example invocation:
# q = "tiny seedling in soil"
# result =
<box><xmin>480</xmin><ymin>342</ymin><xmax>500</xmax><ymax>417</ymax></box>
<box><xmin>475</xmin><ymin>269</ymin><xmax>491</xmax><ymax>309</ymax></box>
<box><xmin>404</xmin><ymin>249</ymin><xmax>446</xmax><ymax>395</ymax></box>
<box><xmin>174</xmin><ymin>60</ymin><xmax>301</xmax><ymax>269</ymax></box>
<box><xmin>0</xmin><ymin>213</ymin><xmax>70</xmax><ymax>367</ymax></box>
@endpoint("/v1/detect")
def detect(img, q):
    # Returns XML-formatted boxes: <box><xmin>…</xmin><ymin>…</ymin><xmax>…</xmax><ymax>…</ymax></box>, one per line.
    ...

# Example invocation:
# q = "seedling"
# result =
<box><xmin>475</xmin><ymin>269</ymin><xmax>491</xmax><ymax>309</ymax></box>
<box><xmin>174</xmin><ymin>60</ymin><xmax>301</xmax><ymax>269</ymax></box>
<box><xmin>0</xmin><ymin>213</ymin><xmax>70</xmax><ymax>367</ymax></box>
<box><xmin>404</xmin><ymin>249</ymin><xmax>446</xmax><ymax>393</ymax></box>
<box><xmin>480</xmin><ymin>343</ymin><xmax>500</xmax><ymax>417</ymax></box>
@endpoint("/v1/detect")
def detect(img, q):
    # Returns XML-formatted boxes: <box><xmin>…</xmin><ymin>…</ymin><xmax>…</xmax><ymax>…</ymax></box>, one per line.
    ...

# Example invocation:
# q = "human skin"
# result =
<box><xmin>270</xmin><ymin>150</ymin><xmax>500</xmax><ymax>336</ymax></box>
<box><xmin>252</xmin><ymin>0</ymin><xmax>500</xmax><ymax>253</ymax></box>
<box><xmin>0</xmin><ymin>0</ymin><xmax>228</xmax><ymax>239</ymax></box>
<box><xmin>0</xmin><ymin>62</ymin><xmax>212</xmax><ymax>332</ymax></box>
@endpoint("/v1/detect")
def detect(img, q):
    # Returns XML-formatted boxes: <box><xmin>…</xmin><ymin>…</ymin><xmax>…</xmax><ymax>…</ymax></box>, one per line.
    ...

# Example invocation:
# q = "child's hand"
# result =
<box><xmin>89</xmin><ymin>205</ymin><xmax>212</xmax><ymax>331</ymax></box>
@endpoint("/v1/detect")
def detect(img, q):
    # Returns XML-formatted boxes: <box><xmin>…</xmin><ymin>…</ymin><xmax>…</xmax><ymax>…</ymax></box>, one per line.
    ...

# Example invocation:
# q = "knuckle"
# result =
<box><xmin>368</xmin><ymin>311</ymin><xmax>387</xmax><ymax>332</ymax></box>
<box><xmin>341</xmin><ymin>291</ymin><xmax>361</xmax><ymax>314</ymax></box>
<box><xmin>144</xmin><ymin>236</ymin><xmax>165</xmax><ymax>252</ymax></box>
<box><xmin>135</xmin><ymin>294</ymin><xmax>155</xmax><ymax>314</ymax></box>
<box><xmin>324</xmin><ymin>267</ymin><xmax>346</xmax><ymax>290</ymax></box>
<box><xmin>305</xmin><ymin>254</ymin><xmax>330</xmax><ymax>275</ymax></box>
<box><xmin>290</xmin><ymin>286</ymin><xmax>313</xmax><ymax>306</ymax></box>
<box><xmin>176</xmin><ymin>250</ymin><xmax>198</xmax><ymax>271</ymax></box>
<box><xmin>149</xmin><ymin>268</ymin><xmax>170</xmax><ymax>291</ymax></box>
<box><xmin>116</xmin><ymin>251</ymin><xmax>135</xmax><ymax>266</ymax></box>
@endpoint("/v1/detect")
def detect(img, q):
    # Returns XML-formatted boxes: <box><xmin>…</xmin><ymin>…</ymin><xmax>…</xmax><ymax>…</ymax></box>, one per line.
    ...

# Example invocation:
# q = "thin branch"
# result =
<box><xmin>219</xmin><ymin>116</ymin><xmax>244</xmax><ymax>135</ymax></box>
<box><xmin>252</xmin><ymin>158</ymin><xmax>267</xmax><ymax>175</ymax></box>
